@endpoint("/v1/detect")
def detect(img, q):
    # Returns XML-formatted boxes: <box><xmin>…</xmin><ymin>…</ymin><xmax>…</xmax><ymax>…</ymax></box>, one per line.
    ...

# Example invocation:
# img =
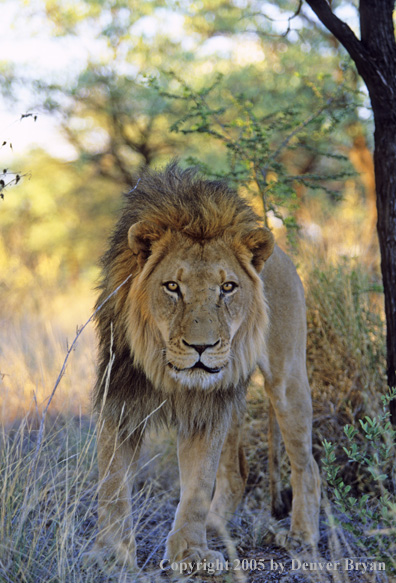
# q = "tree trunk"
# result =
<box><xmin>304</xmin><ymin>0</ymin><xmax>396</xmax><ymax>422</ymax></box>
<box><xmin>373</xmin><ymin>121</ymin><xmax>396</xmax><ymax>421</ymax></box>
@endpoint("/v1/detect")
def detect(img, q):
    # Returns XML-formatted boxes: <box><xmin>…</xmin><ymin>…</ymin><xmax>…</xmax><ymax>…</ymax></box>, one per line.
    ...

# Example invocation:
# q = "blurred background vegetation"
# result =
<box><xmin>0</xmin><ymin>5</ymin><xmax>376</xmax><ymax>291</ymax></box>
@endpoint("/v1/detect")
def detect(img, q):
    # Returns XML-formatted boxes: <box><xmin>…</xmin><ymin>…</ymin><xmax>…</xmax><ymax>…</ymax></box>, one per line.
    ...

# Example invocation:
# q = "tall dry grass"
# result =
<box><xmin>0</xmin><ymin>286</ymin><xmax>96</xmax><ymax>424</ymax></box>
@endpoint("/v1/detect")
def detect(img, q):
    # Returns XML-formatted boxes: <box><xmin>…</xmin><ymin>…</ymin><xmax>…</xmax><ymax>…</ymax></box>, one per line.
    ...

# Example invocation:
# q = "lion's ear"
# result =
<box><xmin>243</xmin><ymin>227</ymin><xmax>274</xmax><ymax>273</ymax></box>
<box><xmin>128</xmin><ymin>221</ymin><xmax>164</xmax><ymax>269</ymax></box>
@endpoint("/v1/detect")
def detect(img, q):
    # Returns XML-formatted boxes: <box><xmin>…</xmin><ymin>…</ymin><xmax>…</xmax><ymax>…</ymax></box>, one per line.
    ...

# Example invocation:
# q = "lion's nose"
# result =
<box><xmin>182</xmin><ymin>339</ymin><xmax>220</xmax><ymax>355</ymax></box>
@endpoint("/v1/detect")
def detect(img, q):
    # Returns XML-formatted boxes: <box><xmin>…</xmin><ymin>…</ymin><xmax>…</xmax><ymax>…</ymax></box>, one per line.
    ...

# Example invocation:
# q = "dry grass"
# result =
<box><xmin>0</xmin><ymin>238</ymin><xmax>394</xmax><ymax>582</ymax></box>
<box><xmin>0</xmin><ymin>286</ymin><xmax>96</xmax><ymax>423</ymax></box>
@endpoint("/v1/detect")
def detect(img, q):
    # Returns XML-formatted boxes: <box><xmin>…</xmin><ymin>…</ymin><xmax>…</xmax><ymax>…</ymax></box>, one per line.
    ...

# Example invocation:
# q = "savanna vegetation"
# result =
<box><xmin>0</xmin><ymin>0</ymin><xmax>395</xmax><ymax>581</ymax></box>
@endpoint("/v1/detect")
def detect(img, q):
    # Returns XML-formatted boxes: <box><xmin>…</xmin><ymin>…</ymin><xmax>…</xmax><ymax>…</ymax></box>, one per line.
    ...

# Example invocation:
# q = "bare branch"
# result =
<box><xmin>0</xmin><ymin>170</ymin><xmax>27</xmax><ymax>200</ymax></box>
<box><xmin>304</xmin><ymin>0</ymin><xmax>368</xmax><ymax>67</ymax></box>
<box><xmin>305</xmin><ymin>0</ymin><xmax>396</xmax><ymax>100</ymax></box>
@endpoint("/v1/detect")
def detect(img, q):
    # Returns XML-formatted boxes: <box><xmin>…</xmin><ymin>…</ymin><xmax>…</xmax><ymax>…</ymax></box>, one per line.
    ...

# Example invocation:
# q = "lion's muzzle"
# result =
<box><xmin>182</xmin><ymin>339</ymin><xmax>220</xmax><ymax>355</ymax></box>
<box><xmin>166</xmin><ymin>335</ymin><xmax>230</xmax><ymax>377</ymax></box>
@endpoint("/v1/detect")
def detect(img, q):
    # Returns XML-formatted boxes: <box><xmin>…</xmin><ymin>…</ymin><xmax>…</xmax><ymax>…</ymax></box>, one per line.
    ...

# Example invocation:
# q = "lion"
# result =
<box><xmin>91</xmin><ymin>163</ymin><xmax>320</xmax><ymax>569</ymax></box>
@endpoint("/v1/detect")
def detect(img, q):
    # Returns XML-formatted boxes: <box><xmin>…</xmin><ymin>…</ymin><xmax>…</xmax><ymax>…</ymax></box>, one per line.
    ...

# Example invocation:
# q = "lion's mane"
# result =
<box><xmin>93</xmin><ymin>164</ymin><xmax>270</xmax><ymax>435</ymax></box>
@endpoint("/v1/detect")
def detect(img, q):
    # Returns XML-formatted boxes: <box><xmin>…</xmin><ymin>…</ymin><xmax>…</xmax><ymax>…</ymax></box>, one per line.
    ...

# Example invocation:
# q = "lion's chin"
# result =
<box><xmin>167</xmin><ymin>363</ymin><xmax>225</xmax><ymax>390</ymax></box>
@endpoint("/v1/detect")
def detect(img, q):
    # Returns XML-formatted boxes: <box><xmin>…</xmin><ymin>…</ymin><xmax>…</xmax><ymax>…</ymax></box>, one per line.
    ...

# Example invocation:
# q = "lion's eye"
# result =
<box><xmin>221</xmin><ymin>282</ymin><xmax>237</xmax><ymax>293</ymax></box>
<box><xmin>164</xmin><ymin>281</ymin><xmax>179</xmax><ymax>293</ymax></box>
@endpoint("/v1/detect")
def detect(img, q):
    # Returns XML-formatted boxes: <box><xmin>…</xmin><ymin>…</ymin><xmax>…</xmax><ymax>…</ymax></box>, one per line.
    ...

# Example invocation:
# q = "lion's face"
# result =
<box><xmin>148</xmin><ymin>236</ymin><xmax>249</xmax><ymax>389</ymax></box>
<box><xmin>126</xmin><ymin>225</ymin><xmax>273</xmax><ymax>392</ymax></box>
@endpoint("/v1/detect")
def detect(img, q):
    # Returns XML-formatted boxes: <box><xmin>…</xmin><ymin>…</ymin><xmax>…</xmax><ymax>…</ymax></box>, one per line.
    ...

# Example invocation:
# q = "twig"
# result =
<box><xmin>269</xmin><ymin>89</ymin><xmax>342</xmax><ymax>163</ymax></box>
<box><xmin>258</xmin><ymin>85</ymin><xmax>344</xmax><ymax>191</ymax></box>
<box><xmin>0</xmin><ymin>171</ymin><xmax>26</xmax><ymax>200</ymax></box>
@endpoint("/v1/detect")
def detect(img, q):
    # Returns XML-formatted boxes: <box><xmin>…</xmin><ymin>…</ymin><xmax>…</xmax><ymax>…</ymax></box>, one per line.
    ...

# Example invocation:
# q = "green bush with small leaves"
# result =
<box><xmin>322</xmin><ymin>388</ymin><xmax>396</xmax><ymax>571</ymax></box>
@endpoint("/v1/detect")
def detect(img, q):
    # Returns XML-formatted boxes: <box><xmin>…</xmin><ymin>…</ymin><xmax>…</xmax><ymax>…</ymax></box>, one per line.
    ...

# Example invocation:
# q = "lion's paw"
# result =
<box><xmin>165</xmin><ymin>534</ymin><xmax>225</xmax><ymax>575</ymax></box>
<box><xmin>275</xmin><ymin>529</ymin><xmax>317</xmax><ymax>551</ymax></box>
<box><xmin>83</xmin><ymin>537</ymin><xmax>137</xmax><ymax>571</ymax></box>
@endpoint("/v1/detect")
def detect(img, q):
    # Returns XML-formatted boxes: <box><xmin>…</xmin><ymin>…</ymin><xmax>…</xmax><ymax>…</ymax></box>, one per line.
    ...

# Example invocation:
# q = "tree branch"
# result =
<box><xmin>305</xmin><ymin>0</ymin><xmax>396</xmax><ymax>102</ymax></box>
<box><xmin>304</xmin><ymin>0</ymin><xmax>368</xmax><ymax>68</ymax></box>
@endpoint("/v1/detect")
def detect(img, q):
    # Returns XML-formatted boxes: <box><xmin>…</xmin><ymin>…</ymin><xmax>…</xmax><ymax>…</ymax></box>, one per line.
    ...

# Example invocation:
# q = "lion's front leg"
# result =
<box><xmin>268</xmin><ymin>376</ymin><xmax>320</xmax><ymax>549</ymax></box>
<box><xmin>207</xmin><ymin>411</ymin><xmax>248</xmax><ymax>533</ymax></box>
<box><xmin>165</xmin><ymin>425</ymin><xmax>228</xmax><ymax>566</ymax></box>
<box><xmin>90</xmin><ymin>419</ymin><xmax>143</xmax><ymax>569</ymax></box>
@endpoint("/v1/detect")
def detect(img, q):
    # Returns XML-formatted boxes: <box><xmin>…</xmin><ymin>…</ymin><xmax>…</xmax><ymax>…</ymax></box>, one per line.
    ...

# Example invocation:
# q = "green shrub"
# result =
<box><xmin>322</xmin><ymin>388</ymin><xmax>396</xmax><ymax>572</ymax></box>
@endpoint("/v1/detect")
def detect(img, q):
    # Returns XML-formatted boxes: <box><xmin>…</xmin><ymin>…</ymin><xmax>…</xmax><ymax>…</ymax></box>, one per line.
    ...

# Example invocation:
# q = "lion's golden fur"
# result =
<box><xmin>91</xmin><ymin>164</ymin><xmax>321</xmax><ymax>567</ymax></box>
<box><xmin>93</xmin><ymin>163</ymin><xmax>273</xmax><ymax>435</ymax></box>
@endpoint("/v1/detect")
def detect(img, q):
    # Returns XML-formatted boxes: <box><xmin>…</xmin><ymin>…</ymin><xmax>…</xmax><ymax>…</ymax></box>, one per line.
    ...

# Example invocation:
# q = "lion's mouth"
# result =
<box><xmin>168</xmin><ymin>362</ymin><xmax>222</xmax><ymax>374</ymax></box>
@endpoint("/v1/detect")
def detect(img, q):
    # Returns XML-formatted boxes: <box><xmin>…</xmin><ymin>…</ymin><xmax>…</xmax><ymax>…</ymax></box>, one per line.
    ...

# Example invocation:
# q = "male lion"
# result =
<box><xmin>92</xmin><ymin>164</ymin><xmax>320</xmax><ymax>568</ymax></box>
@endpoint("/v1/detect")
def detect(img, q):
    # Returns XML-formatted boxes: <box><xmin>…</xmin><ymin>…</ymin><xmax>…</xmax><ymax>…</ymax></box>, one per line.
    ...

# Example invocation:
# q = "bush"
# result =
<box><xmin>322</xmin><ymin>388</ymin><xmax>396</xmax><ymax>573</ymax></box>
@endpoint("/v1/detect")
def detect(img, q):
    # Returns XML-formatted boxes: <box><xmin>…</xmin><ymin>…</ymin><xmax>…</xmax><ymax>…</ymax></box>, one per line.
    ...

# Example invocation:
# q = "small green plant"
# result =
<box><xmin>322</xmin><ymin>388</ymin><xmax>396</xmax><ymax>571</ymax></box>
